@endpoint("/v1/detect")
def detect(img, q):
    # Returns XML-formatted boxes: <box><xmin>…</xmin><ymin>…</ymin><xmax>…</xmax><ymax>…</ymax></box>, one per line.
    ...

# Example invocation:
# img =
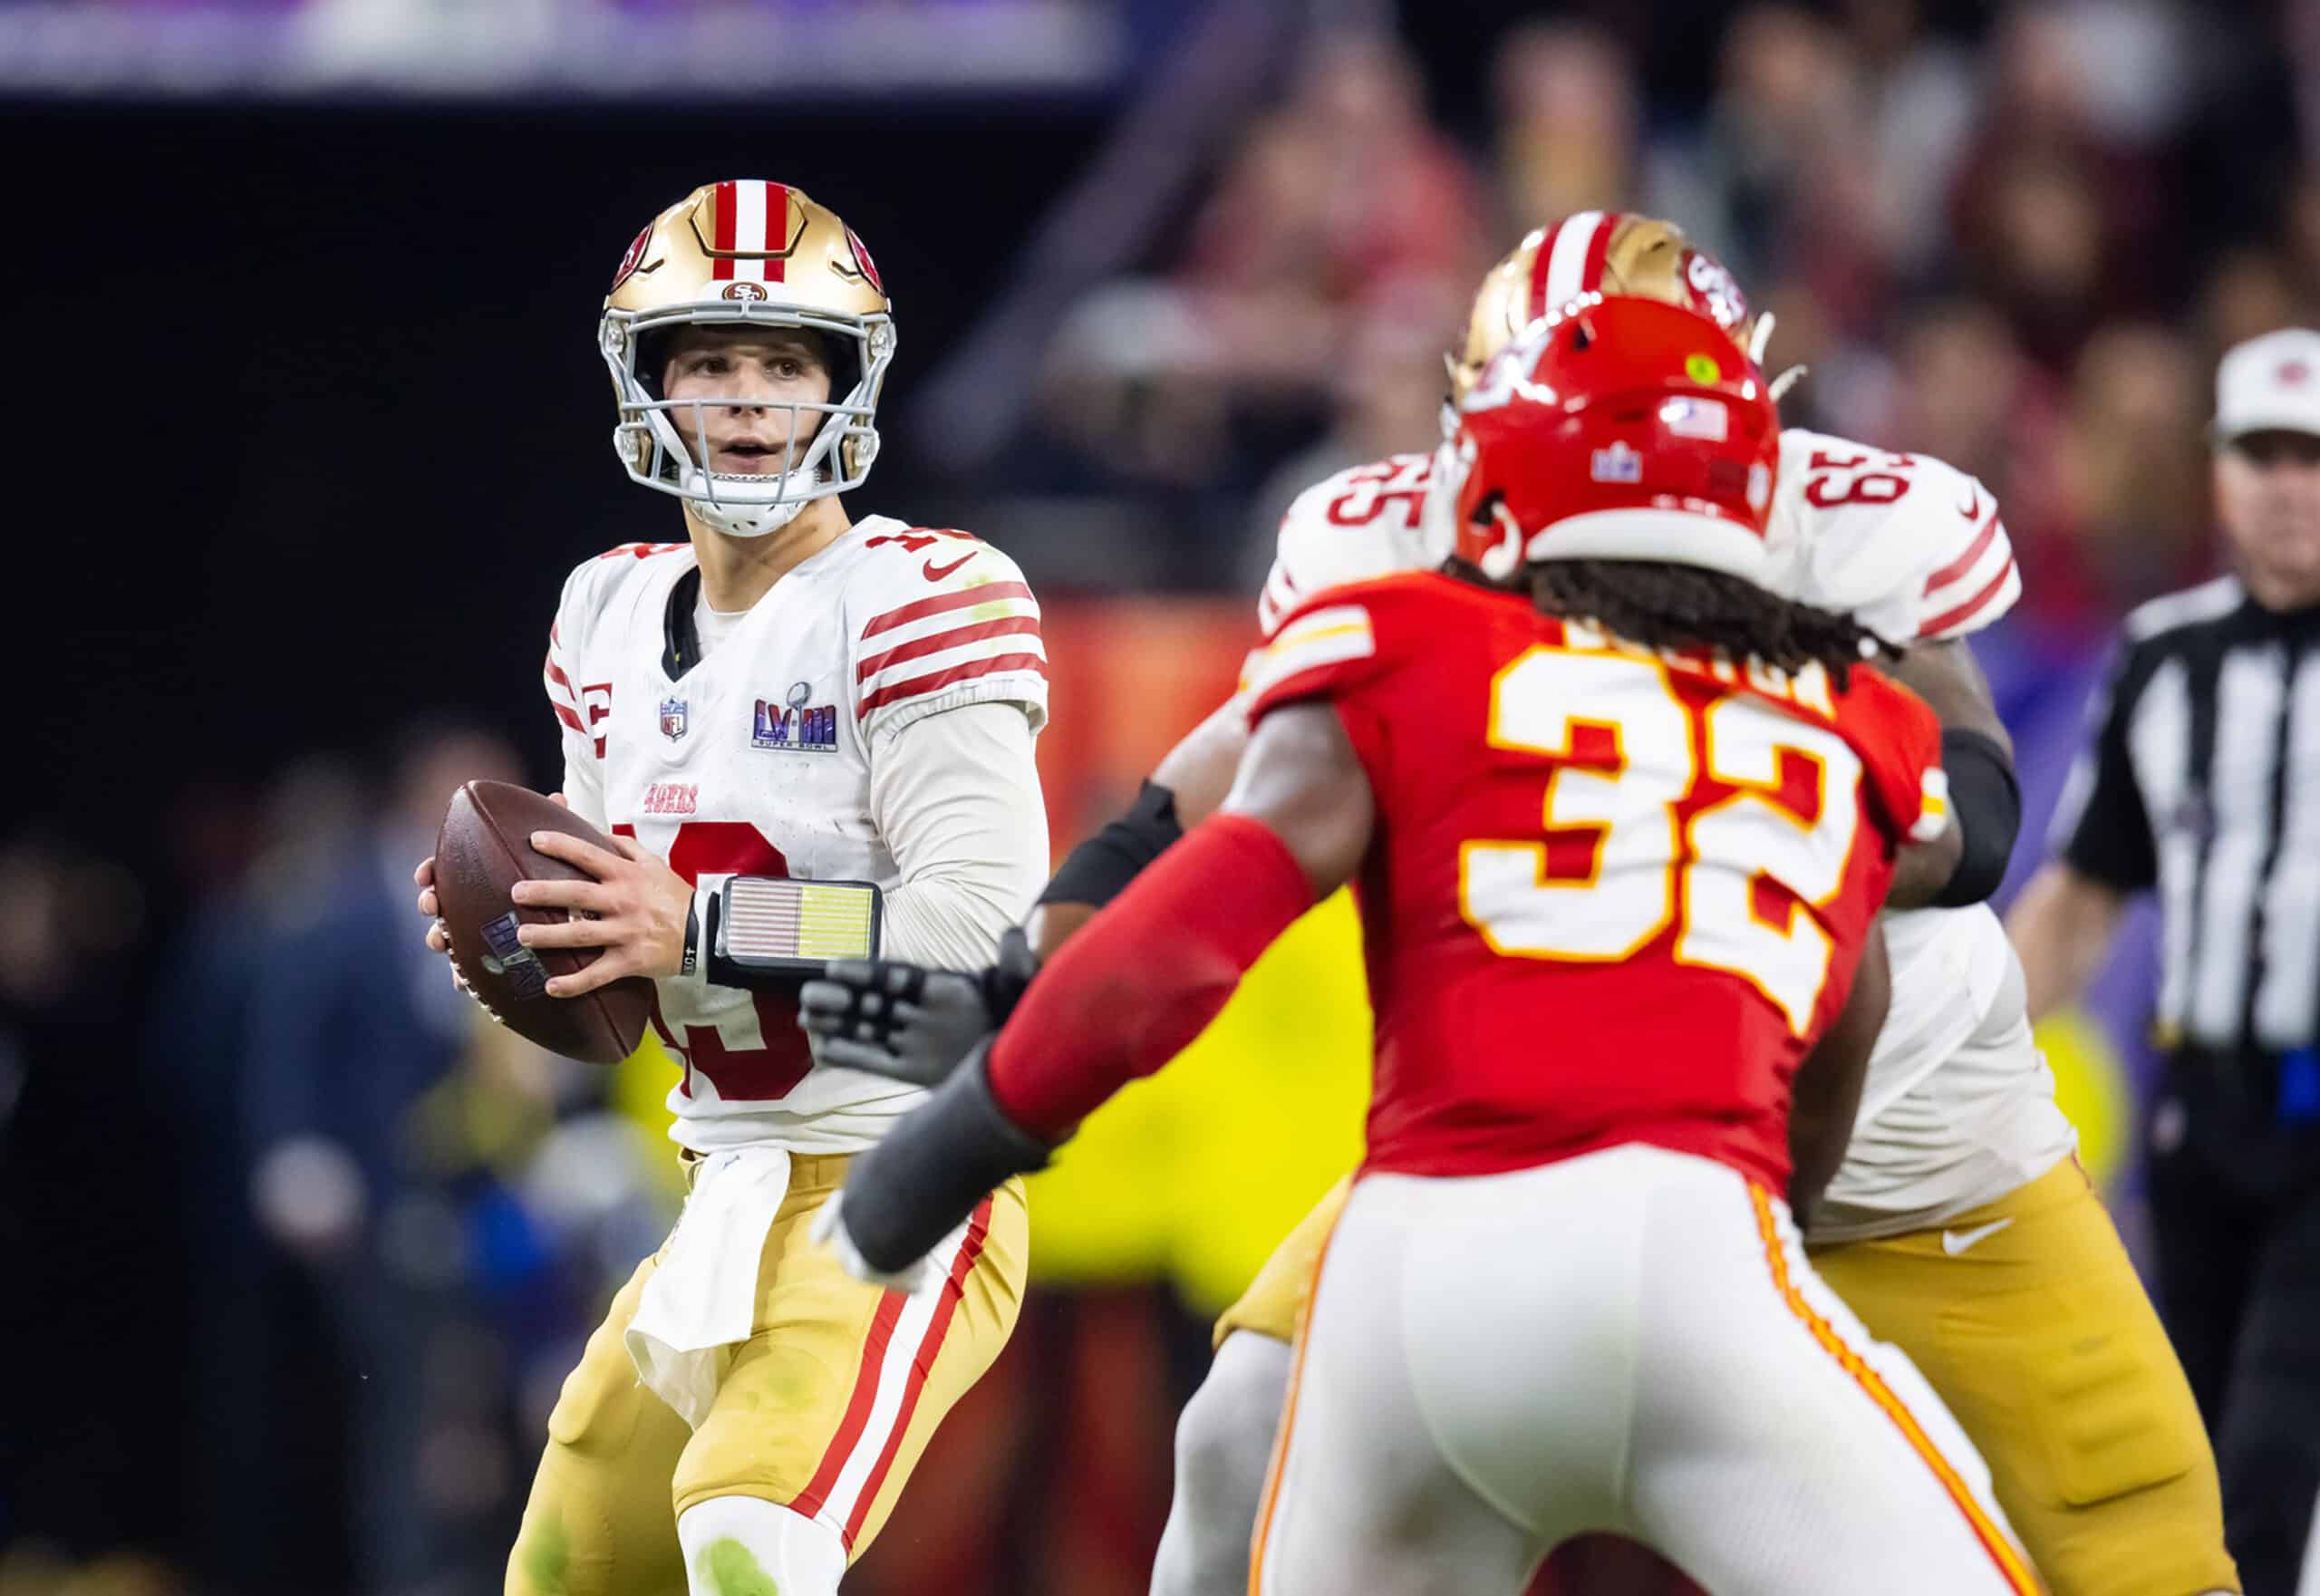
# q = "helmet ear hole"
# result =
<box><xmin>634</xmin><ymin>328</ymin><xmax>672</xmax><ymax>399</ymax></box>
<box><xmin>818</xmin><ymin>329</ymin><xmax>859</xmax><ymax>403</ymax></box>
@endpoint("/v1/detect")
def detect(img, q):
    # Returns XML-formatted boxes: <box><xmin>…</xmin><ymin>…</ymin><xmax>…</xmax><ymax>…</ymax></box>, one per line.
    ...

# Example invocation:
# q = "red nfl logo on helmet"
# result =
<box><xmin>846</xmin><ymin>227</ymin><xmax>884</xmax><ymax>293</ymax></box>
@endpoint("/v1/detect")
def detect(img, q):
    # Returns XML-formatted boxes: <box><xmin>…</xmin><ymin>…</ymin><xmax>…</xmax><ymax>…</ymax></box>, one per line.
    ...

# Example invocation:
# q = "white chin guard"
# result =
<box><xmin>682</xmin><ymin>469</ymin><xmax>816</xmax><ymax>538</ymax></box>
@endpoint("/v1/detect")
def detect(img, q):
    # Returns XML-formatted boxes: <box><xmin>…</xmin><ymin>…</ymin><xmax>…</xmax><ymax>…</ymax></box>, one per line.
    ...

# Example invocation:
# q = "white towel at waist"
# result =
<box><xmin>624</xmin><ymin>1144</ymin><xmax>794</xmax><ymax>1429</ymax></box>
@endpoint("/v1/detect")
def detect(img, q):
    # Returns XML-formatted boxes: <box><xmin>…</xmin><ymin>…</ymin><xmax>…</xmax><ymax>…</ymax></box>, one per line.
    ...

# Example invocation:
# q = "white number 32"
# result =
<box><xmin>1458</xmin><ymin>648</ymin><xmax>1864</xmax><ymax>1034</ymax></box>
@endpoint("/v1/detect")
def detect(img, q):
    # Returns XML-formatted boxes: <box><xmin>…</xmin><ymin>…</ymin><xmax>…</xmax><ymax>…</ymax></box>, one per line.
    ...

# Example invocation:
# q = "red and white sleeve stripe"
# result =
<box><xmin>544</xmin><ymin>622</ymin><xmax>605</xmax><ymax>759</ymax></box>
<box><xmin>1916</xmin><ymin>504</ymin><xmax>2021</xmax><ymax>639</ymax></box>
<box><xmin>785</xmin><ymin>1195</ymin><xmax>995</xmax><ymax>1552</ymax></box>
<box><xmin>544</xmin><ymin>622</ymin><xmax>584</xmax><ymax>733</ymax></box>
<box><xmin>856</xmin><ymin>581</ymin><xmax>1047</xmax><ymax>737</ymax></box>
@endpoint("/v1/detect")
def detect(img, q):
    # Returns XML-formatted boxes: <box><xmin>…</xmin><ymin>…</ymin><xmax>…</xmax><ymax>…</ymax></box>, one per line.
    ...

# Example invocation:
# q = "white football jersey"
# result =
<box><xmin>1258</xmin><ymin>433</ymin><xmax>2072</xmax><ymax>1234</ymax></box>
<box><xmin>1256</xmin><ymin>454</ymin><xmax>1436</xmax><ymax>637</ymax></box>
<box><xmin>1758</xmin><ymin>429</ymin><xmax>2022</xmax><ymax>645</ymax></box>
<box><xmin>543</xmin><ymin>517</ymin><xmax>1048</xmax><ymax>1154</ymax></box>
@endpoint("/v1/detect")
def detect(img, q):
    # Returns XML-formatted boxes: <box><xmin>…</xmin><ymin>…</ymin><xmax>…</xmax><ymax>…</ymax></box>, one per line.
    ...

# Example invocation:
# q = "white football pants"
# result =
<box><xmin>1252</xmin><ymin>1145</ymin><xmax>2043</xmax><ymax>1596</ymax></box>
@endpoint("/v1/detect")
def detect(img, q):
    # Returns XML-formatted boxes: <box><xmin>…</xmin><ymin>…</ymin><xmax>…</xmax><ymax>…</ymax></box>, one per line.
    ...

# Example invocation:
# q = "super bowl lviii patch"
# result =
<box><xmin>753</xmin><ymin>682</ymin><xmax>840</xmax><ymax>752</ymax></box>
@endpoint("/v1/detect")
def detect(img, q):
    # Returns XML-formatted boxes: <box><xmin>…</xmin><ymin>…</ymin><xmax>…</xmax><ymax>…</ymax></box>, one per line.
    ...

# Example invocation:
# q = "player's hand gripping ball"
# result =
<box><xmin>423</xmin><ymin>780</ymin><xmax>657</xmax><ymax>1064</ymax></box>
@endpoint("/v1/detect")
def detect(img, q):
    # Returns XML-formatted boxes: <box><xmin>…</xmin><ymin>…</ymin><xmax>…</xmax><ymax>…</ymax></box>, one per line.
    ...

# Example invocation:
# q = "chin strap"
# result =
<box><xmin>686</xmin><ymin>485</ymin><xmax>812</xmax><ymax>539</ymax></box>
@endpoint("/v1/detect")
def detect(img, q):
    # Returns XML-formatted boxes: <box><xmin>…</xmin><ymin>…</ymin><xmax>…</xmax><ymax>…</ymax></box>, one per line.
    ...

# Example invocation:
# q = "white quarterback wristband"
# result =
<box><xmin>701</xmin><ymin>875</ymin><xmax>884</xmax><ymax>988</ymax></box>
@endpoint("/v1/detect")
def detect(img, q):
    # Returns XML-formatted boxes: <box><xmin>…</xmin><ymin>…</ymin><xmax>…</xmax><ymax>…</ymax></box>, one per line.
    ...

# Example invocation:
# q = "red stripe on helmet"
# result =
<box><xmin>1580</xmin><ymin>211</ymin><xmax>1620</xmax><ymax>293</ymax></box>
<box><xmin>763</xmin><ymin>182</ymin><xmax>788</xmax><ymax>282</ymax></box>
<box><xmin>1525</xmin><ymin>222</ymin><xmax>1563</xmax><ymax>323</ymax></box>
<box><xmin>711</xmin><ymin>179</ymin><xmax>738</xmax><ymax>279</ymax></box>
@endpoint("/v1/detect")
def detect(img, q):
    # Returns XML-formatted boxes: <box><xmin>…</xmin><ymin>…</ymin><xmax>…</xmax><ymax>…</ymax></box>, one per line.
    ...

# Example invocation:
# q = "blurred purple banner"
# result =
<box><xmin>0</xmin><ymin>0</ymin><xmax>1127</xmax><ymax>97</ymax></box>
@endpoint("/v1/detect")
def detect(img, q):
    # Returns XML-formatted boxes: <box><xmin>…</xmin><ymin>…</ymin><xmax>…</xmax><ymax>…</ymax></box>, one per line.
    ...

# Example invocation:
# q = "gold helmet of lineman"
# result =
<box><xmin>599</xmin><ymin>179</ymin><xmax>895</xmax><ymax>538</ymax></box>
<box><xmin>1448</xmin><ymin>211</ymin><xmax>1766</xmax><ymax>402</ymax></box>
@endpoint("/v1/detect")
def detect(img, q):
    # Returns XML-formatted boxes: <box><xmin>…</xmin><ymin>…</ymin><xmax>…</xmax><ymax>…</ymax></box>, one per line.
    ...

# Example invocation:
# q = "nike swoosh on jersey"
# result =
<box><xmin>923</xmin><ymin>553</ymin><xmax>975</xmax><ymax>582</ymax></box>
<box><xmin>1956</xmin><ymin>490</ymin><xmax>1980</xmax><ymax>520</ymax></box>
<box><xmin>1940</xmin><ymin>1216</ymin><xmax>2015</xmax><ymax>1255</ymax></box>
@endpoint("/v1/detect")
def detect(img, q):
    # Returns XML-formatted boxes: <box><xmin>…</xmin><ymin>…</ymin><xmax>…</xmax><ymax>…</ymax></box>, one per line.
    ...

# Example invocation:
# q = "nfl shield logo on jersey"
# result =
<box><xmin>659</xmin><ymin>696</ymin><xmax>690</xmax><ymax>742</ymax></box>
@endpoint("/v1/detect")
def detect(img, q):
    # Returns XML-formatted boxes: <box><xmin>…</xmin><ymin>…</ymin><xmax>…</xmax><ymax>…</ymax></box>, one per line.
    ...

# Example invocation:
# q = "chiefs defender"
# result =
<box><xmin>811</xmin><ymin>212</ymin><xmax>2234</xmax><ymax>1596</ymax></box>
<box><xmin>414</xmin><ymin>181</ymin><xmax>1046</xmax><ymax>1596</ymax></box>
<box><xmin>812</xmin><ymin>298</ymin><xmax>2040</xmax><ymax>1591</ymax></box>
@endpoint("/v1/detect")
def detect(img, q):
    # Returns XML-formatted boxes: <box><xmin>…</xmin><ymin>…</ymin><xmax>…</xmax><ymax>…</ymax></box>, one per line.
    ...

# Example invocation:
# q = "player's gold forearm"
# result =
<box><xmin>2005</xmin><ymin>864</ymin><xmax>2128</xmax><ymax>1022</ymax></box>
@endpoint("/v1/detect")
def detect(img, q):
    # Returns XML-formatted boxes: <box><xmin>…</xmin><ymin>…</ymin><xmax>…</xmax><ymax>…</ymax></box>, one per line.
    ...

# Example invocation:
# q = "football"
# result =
<box><xmin>433</xmin><ymin>780</ymin><xmax>654</xmax><ymax>1064</ymax></box>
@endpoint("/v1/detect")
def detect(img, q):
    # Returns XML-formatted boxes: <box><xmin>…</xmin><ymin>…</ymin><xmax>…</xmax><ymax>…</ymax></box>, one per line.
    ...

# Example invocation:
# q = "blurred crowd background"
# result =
<box><xmin>1</xmin><ymin>0</ymin><xmax>2308</xmax><ymax>1591</ymax></box>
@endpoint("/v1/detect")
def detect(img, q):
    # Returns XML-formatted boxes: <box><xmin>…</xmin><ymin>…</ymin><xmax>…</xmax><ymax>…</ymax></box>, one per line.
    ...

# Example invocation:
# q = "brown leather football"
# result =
<box><xmin>433</xmin><ymin>780</ymin><xmax>653</xmax><ymax>1065</ymax></box>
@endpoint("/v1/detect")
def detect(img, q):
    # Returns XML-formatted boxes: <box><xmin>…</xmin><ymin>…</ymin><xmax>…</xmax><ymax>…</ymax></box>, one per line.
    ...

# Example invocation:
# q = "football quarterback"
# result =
<box><xmin>416</xmin><ymin>180</ymin><xmax>1048</xmax><ymax>1596</ymax></box>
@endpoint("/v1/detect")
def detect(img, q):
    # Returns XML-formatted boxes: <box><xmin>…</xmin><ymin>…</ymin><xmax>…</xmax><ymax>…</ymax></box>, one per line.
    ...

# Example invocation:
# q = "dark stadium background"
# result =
<box><xmin>0</xmin><ymin>1</ymin><xmax>2309</xmax><ymax>1591</ymax></box>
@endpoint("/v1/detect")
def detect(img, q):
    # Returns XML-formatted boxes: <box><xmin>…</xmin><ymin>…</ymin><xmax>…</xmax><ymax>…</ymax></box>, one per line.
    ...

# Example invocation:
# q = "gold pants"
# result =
<box><xmin>1810</xmin><ymin>1157</ymin><xmax>2236</xmax><ymax>1596</ymax></box>
<box><xmin>508</xmin><ymin>1153</ymin><xmax>1029</xmax><ymax>1595</ymax></box>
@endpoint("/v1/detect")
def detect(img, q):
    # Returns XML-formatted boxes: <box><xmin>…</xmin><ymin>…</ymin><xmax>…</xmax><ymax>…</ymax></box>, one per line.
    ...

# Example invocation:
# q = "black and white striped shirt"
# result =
<box><xmin>2054</xmin><ymin>576</ymin><xmax>2320</xmax><ymax>1053</ymax></box>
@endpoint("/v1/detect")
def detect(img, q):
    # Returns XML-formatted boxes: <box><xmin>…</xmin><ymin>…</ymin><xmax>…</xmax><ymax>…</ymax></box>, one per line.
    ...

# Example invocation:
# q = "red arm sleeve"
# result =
<box><xmin>986</xmin><ymin>814</ymin><xmax>1316</xmax><ymax>1139</ymax></box>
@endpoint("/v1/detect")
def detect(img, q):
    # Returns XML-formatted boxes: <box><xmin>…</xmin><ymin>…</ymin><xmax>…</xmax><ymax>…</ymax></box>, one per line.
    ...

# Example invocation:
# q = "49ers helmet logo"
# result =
<box><xmin>611</xmin><ymin>222</ymin><xmax>654</xmax><ymax>292</ymax></box>
<box><xmin>721</xmin><ymin>281</ymin><xmax>769</xmax><ymax>302</ymax></box>
<box><xmin>845</xmin><ymin>226</ymin><xmax>884</xmax><ymax>294</ymax></box>
<box><xmin>1683</xmin><ymin>249</ymin><xmax>1748</xmax><ymax>335</ymax></box>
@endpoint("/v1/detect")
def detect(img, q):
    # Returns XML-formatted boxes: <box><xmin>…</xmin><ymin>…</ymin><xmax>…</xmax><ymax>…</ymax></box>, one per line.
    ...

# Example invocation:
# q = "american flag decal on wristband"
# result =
<box><xmin>722</xmin><ymin>877</ymin><xmax>881</xmax><ymax>962</ymax></box>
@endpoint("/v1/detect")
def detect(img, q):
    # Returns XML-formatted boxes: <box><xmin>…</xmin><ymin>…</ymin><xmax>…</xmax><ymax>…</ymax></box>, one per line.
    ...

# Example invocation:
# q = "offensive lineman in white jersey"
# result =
<box><xmin>805</xmin><ymin>213</ymin><xmax>2237</xmax><ymax>1596</ymax></box>
<box><xmin>414</xmin><ymin>180</ymin><xmax>1046</xmax><ymax>1596</ymax></box>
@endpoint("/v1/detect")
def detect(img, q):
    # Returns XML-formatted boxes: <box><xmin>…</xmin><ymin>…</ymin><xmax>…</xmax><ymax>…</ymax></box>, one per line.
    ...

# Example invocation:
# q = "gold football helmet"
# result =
<box><xmin>600</xmin><ymin>180</ymin><xmax>895</xmax><ymax>537</ymax></box>
<box><xmin>1448</xmin><ymin>211</ymin><xmax>1765</xmax><ymax>401</ymax></box>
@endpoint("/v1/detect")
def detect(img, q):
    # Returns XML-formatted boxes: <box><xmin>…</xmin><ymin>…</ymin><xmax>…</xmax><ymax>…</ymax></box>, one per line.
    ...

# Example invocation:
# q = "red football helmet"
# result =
<box><xmin>1422</xmin><ymin>295</ymin><xmax>1780</xmax><ymax>584</ymax></box>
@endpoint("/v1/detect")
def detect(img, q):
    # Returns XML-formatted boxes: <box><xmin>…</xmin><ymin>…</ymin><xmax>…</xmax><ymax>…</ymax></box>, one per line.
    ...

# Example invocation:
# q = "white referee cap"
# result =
<box><xmin>2215</xmin><ymin>328</ymin><xmax>2320</xmax><ymax>444</ymax></box>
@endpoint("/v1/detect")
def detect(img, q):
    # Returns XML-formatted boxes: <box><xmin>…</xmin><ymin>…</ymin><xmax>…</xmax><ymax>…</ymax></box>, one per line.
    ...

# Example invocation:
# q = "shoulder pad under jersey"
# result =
<box><xmin>1766</xmin><ymin>430</ymin><xmax>2021</xmax><ymax>644</ymax></box>
<box><xmin>1257</xmin><ymin>454</ymin><xmax>1438</xmax><ymax>638</ymax></box>
<box><xmin>846</xmin><ymin>524</ymin><xmax>1048</xmax><ymax>741</ymax></box>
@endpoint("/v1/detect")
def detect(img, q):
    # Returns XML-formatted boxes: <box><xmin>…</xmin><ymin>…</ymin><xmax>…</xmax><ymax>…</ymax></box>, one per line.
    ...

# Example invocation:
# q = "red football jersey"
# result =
<box><xmin>1243</xmin><ymin>573</ymin><xmax>1948</xmax><ymax>1192</ymax></box>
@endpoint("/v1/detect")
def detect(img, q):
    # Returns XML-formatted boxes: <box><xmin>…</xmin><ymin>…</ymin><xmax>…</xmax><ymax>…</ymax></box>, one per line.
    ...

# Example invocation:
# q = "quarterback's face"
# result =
<box><xmin>2218</xmin><ymin>429</ymin><xmax>2320</xmax><ymax>608</ymax></box>
<box><xmin>662</xmin><ymin>326</ymin><xmax>835</xmax><ymax>476</ymax></box>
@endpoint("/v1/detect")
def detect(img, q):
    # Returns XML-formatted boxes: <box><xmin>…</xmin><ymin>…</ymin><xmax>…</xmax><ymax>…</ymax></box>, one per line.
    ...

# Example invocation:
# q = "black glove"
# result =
<box><xmin>822</xmin><ymin>1037</ymin><xmax>1052</xmax><ymax>1279</ymax></box>
<box><xmin>798</xmin><ymin>926</ymin><xmax>1040</xmax><ymax>1088</ymax></box>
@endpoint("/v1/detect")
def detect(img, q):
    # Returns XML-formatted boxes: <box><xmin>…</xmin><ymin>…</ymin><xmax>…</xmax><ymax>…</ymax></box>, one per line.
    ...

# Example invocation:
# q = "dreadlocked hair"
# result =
<box><xmin>1525</xmin><ymin>558</ymin><xmax>1900</xmax><ymax>688</ymax></box>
